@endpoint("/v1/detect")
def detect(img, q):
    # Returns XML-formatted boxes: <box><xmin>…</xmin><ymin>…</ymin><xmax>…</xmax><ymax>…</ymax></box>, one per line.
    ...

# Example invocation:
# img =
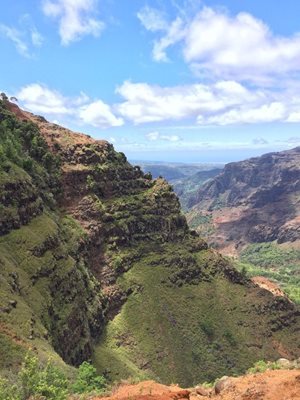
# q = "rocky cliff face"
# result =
<box><xmin>0</xmin><ymin>101</ymin><xmax>300</xmax><ymax>386</ymax></box>
<box><xmin>187</xmin><ymin>148</ymin><xmax>300</xmax><ymax>253</ymax></box>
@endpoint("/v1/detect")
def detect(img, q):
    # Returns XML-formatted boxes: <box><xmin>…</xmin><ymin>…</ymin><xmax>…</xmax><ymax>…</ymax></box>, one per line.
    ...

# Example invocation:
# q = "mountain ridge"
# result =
<box><xmin>187</xmin><ymin>146</ymin><xmax>300</xmax><ymax>254</ymax></box>
<box><xmin>0</xmin><ymin>100</ymin><xmax>299</xmax><ymax>386</ymax></box>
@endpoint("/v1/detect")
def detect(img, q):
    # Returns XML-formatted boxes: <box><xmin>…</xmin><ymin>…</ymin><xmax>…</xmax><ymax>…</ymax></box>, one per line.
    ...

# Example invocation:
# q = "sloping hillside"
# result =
<box><xmin>187</xmin><ymin>147</ymin><xmax>300</xmax><ymax>252</ymax></box>
<box><xmin>0</xmin><ymin>100</ymin><xmax>299</xmax><ymax>387</ymax></box>
<box><xmin>186</xmin><ymin>148</ymin><xmax>300</xmax><ymax>302</ymax></box>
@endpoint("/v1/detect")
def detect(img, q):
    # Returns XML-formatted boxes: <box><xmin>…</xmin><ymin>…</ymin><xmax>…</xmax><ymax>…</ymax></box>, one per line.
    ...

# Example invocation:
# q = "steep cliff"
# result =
<box><xmin>0</xmin><ymin>100</ymin><xmax>299</xmax><ymax>386</ymax></box>
<box><xmin>187</xmin><ymin>148</ymin><xmax>300</xmax><ymax>252</ymax></box>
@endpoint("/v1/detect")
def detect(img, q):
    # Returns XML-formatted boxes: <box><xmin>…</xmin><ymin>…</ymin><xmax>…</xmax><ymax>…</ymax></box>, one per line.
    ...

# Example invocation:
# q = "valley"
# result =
<box><xmin>0</xmin><ymin>100</ymin><xmax>299</xmax><ymax>397</ymax></box>
<box><xmin>184</xmin><ymin>148</ymin><xmax>300</xmax><ymax>303</ymax></box>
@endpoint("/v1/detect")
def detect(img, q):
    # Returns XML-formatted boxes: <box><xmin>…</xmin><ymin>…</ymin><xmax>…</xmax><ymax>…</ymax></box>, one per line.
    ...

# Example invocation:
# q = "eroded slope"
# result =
<box><xmin>0</xmin><ymin>101</ymin><xmax>299</xmax><ymax>386</ymax></box>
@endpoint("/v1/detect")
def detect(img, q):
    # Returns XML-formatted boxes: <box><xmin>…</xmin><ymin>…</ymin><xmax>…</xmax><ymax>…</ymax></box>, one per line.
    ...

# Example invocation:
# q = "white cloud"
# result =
<box><xmin>146</xmin><ymin>131</ymin><xmax>160</xmax><ymax>141</ymax></box>
<box><xmin>138</xmin><ymin>5</ymin><xmax>300</xmax><ymax>82</ymax></box>
<box><xmin>116</xmin><ymin>80</ymin><xmax>265</xmax><ymax>125</ymax></box>
<box><xmin>286</xmin><ymin>111</ymin><xmax>300</xmax><ymax>122</ymax></box>
<box><xmin>146</xmin><ymin>131</ymin><xmax>181</xmax><ymax>142</ymax></box>
<box><xmin>15</xmin><ymin>79</ymin><xmax>300</xmax><ymax>130</ymax></box>
<box><xmin>0</xmin><ymin>16</ymin><xmax>43</xmax><ymax>57</ymax></box>
<box><xmin>199</xmin><ymin>102</ymin><xmax>287</xmax><ymax>125</ymax></box>
<box><xmin>17</xmin><ymin>83</ymin><xmax>123</xmax><ymax>128</ymax></box>
<box><xmin>0</xmin><ymin>25</ymin><xmax>29</xmax><ymax>57</ymax></box>
<box><xmin>18</xmin><ymin>84</ymin><xmax>71</xmax><ymax>114</ymax></box>
<box><xmin>153</xmin><ymin>17</ymin><xmax>186</xmax><ymax>62</ymax></box>
<box><xmin>42</xmin><ymin>0</ymin><xmax>104</xmax><ymax>45</ymax></box>
<box><xmin>31</xmin><ymin>28</ymin><xmax>44</xmax><ymax>47</ymax></box>
<box><xmin>137</xmin><ymin>6</ymin><xmax>186</xmax><ymax>62</ymax></box>
<box><xmin>137</xmin><ymin>6</ymin><xmax>167</xmax><ymax>32</ymax></box>
<box><xmin>79</xmin><ymin>100</ymin><xmax>123</xmax><ymax>128</ymax></box>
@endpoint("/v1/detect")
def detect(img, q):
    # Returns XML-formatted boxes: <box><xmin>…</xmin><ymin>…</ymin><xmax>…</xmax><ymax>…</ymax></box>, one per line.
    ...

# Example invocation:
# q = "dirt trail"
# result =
<box><xmin>93</xmin><ymin>370</ymin><xmax>300</xmax><ymax>400</ymax></box>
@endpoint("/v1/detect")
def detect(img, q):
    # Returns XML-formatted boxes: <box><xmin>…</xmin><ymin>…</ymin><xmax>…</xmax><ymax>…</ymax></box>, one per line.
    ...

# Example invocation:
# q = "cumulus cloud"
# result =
<box><xmin>199</xmin><ymin>102</ymin><xmax>287</xmax><ymax>125</ymax></box>
<box><xmin>116</xmin><ymin>80</ymin><xmax>266</xmax><ymax>125</ymax></box>
<box><xmin>15</xmin><ymin>80</ymin><xmax>300</xmax><ymax>130</ymax></box>
<box><xmin>153</xmin><ymin>17</ymin><xmax>186</xmax><ymax>62</ymax></box>
<box><xmin>18</xmin><ymin>84</ymin><xmax>72</xmax><ymax>114</ymax></box>
<box><xmin>17</xmin><ymin>83</ymin><xmax>123</xmax><ymax>128</ymax></box>
<box><xmin>79</xmin><ymin>100</ymin><xmax>123</xmax><ymax>128</ymax></box>
<box><xmin>137</xmin><ymin>6</ymin><xmax>185</xmax><ymax>62</ymax></box>
<box><xmin>42</xmin><ymin>0</ymin><xmax>104</xmax><ymax>45</ymax></box>
<box><xmin>138</xmin><ymin>5</ymin><xmax>300</xmax><ymax>82</ymax></box>
<box><xmin>146</xmin><ymin>131</ymin><xmax>181</xmax><ymax>142</ymax></box>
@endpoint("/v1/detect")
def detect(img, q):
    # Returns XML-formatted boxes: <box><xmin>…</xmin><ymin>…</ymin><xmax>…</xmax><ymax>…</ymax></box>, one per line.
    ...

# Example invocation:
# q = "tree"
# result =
<box><xmin>0</xmin><ymin>92</ymin><xmax>8</xmax><ymax>101</ymax></box>
<box><xmin>72</xmin><ymin>361</ymin><xmax>107</xmax><ymax>394</ymax></box>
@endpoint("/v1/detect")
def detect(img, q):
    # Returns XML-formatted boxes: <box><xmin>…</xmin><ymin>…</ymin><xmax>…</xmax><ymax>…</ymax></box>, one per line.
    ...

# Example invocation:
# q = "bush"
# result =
<box><xmin>247</xmin><ymin>360</ymin><xmax>281</xmax><ymax>374</ymax></box>
<box><xmin>19</xmin><ymin>353</ymin><xmax>68</xmax><ymax>400</ymax></box>
<box><xmin>72</xmin><ymin>361</ymin><xmax>106</xmax><ymax>394</ymax></box>
<box><xmin>0</xmin><ymin>355</ymin><xmax>108</xmax><ymax>399</ymax></box>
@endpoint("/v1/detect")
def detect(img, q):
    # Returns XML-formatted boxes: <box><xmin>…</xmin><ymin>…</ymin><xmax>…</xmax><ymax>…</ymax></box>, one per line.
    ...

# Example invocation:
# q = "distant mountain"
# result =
<box><xmin>186</xmin><ymin>147</ymin><xmax>300</xmax><ymax>302</ymax></box>
<box><xmin>173</xmin><ymin>168</ymin><xmax>223</xmax><ymax>210</ymax></box>
<box><xmin>188</xmin><ymin>147</ymin><xmax>300</xmax><ymax>249</ymax></box>
<box><xmin>133</xmin><ymin>161</ymin><xmax>223</xmax><ymax>209</ymax></box>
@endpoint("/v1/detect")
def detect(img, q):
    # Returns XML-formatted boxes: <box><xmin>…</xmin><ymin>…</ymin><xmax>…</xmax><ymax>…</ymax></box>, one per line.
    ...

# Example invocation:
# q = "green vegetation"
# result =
<box><xmin>0</xmin><ymin>99</ymin><xmax>299</xmax><ymax>390</ymax></box>
<box><xmin>187</xmin><ymin>213</ymin><xmax>215</xmax><ymax>237</ymax></box>
<box><xmin>72</xmin><ymin>361</ymin><xmax>107</xmax><ymax>394</ymax></box>
<box><xmin>0</xmin><ymin>99</ymin><xmax>60</xmax><ymax>195</ymax></box>
<box><xmin>93</xmin><ymin>241</ymin><xmax>300</xmax><ymax>387</ymax></box>
<box><xmin>235</xmin><ymin>242</ymin><xmax>300</xmax><ymax>303</ymax></box>
<box><xmin>0</xmin><ymin>353</ymin><xmax>106</xmax><ymax>400</ymax></box>
<box><xmin>246</xmin><ymin>359</ymin><xmax>281</xmax><ymax>374</ymax></box>
<box><xmin>0</xmin><ymin>101</ymin><xmax>105</xmax><ymax>372</ymax></box>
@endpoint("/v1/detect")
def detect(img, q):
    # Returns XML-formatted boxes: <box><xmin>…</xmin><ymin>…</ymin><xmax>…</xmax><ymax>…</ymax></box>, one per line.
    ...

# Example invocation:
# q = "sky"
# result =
<box><xmin>1</xmin><ymin>0</ymin><xmax>300</xmax><ymax>163</ymax></box>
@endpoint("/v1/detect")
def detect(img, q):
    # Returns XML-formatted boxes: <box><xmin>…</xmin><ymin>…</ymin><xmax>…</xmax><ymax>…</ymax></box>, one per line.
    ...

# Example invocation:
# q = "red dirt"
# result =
<box><xmin>6</xmin><ymin>101</ymin><xmax>108</xmax><ymax>148</ymax></box>
<box><xmin>252</xmin><ymin>276</ymin><xmax>288</xmax><ymax>298</ymax></box>
<box><xmin>95</xmin><ymin>381</ymin><xmax>190</xmax><ymax>400</ymax></box>
<box><xmin>211</xmin><ymin>370</ymin><xmax>300</xmax><ymax>400</ymax></box>
<box><xmin>5</xmin><ymin>101</ymin><xmax>30</xmax><ymax>121</ymax></box>
<box><xmin>93</xmin><ymin>370</ymin><xmax>300</xmax><ymax>400</ymax></box>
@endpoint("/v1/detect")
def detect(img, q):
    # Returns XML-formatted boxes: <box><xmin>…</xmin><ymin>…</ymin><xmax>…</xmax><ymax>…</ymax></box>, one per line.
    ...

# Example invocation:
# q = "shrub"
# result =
<box><xmin>19</xmin><ymin>353</ymin><xmax>68</xmax><ymax>400</ymax></box>
<box><xmin>247</xmin><ymin>360</ymin><xmax>281</xmax><ymax>374</ymax></box>
<box><xmin>72</xmin><ymin>361</ymin><xmax>106</xmax><ymax>394</ymax></box>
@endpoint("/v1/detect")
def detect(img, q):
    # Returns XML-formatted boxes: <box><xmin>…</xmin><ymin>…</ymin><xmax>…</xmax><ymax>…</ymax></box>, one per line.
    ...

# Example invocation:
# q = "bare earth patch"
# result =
<box><xmin>92</xmin><ymin>370</ymin><xmax>300</xmax><ymax>400</ymax></box>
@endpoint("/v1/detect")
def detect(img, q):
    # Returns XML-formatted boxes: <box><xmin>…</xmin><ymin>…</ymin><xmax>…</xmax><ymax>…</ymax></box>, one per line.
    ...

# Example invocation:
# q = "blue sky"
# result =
<box><xmin>1</xmin><ymin>0</ymin><xmax>300</xmax><ymax>162</ymax></box>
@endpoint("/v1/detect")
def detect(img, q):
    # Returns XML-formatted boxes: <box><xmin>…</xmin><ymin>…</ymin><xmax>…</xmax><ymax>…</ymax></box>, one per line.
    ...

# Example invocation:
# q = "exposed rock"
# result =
<box><xmin>214</xmin><ymin>376</ymin><xmax>231</xmax><ymax>394</ymax></box>
<box><xmin>187</xmin><ymin>147</ymin><xmax>300</xmax><ymax>253</ymax></box>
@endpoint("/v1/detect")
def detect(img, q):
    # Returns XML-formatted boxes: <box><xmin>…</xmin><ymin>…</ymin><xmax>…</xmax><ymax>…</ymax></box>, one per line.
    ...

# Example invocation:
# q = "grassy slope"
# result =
<box><xmin>93</xmin><ymin>243</ymin><xmax>300</xmax><ymax>387</ymax></box>
<box><xmin>0</xmin><ymin>101</ymin><xmax>104</xmax><ymax>376</ymax></box>
<box><xmin>0</xmin><ymin>214</ymin><xmax>70</xmax><ymax>373</ymax></box>
<box><xmin>1</xmin><ymin>101</ymin><xmax>299</xmax><ymax>388</ymax></box>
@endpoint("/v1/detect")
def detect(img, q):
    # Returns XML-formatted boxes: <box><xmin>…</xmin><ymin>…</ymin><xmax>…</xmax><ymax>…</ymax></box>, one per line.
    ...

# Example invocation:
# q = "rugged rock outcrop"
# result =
<box><xmin>0</xmin><ymin>101</ymin><xmax>300</xmax><ymax>386</ymax></box>
<box><xmin>187</xmin><ymin>148</ymin><xmax>300</xmax><ymax>253</ymax></box>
